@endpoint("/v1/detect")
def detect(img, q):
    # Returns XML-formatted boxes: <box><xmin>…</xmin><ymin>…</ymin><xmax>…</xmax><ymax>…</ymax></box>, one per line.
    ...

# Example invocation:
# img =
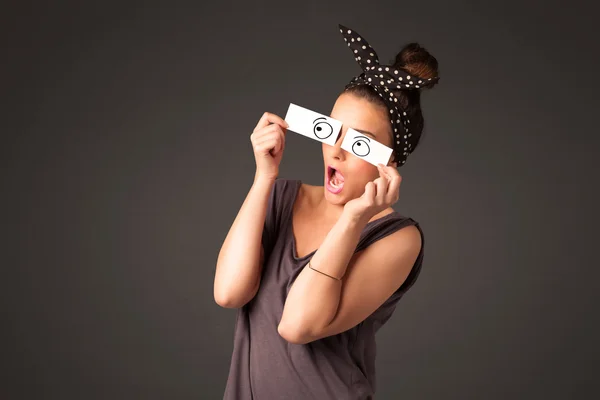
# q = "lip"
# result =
<box><xmin>326</xmin><ymin>165</ymin><xmax>344</xmax><ymax>194</ymax></box>
<box><xmin>327</xmin><ymin>165</ymin><xmax>345</xmax><ymax>181</ymax></box>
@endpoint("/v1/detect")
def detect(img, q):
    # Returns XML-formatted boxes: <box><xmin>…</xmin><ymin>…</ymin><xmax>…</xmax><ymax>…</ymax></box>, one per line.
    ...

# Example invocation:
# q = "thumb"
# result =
<box><xmin>364</xmin><ymin>181</ymin><xmax>376</xmax><ymax>198</ymax></box>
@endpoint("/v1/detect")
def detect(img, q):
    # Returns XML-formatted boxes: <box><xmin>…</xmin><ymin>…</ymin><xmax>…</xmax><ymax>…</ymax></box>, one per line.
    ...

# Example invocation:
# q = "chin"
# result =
<box><xmin>324</xmin><ymin>184</ymin><xmax>357</xmax><ymax>206</ymax></box>
<box><xmin>324</xmin><ymin>191</ymin><xmax>343</xmax><ymax>204</ymax></box>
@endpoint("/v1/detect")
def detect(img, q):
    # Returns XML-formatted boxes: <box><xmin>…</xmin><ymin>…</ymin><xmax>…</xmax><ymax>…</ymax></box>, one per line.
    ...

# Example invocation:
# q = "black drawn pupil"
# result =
<box><xmin>316</xmin><ymin>126</ymin><xmax>322</xmax><ymax>131</ymax></box>
<box><xmin>356</xmin><ymin>142</ymin><xmax>361</xmax><ymax>146</ymax></box>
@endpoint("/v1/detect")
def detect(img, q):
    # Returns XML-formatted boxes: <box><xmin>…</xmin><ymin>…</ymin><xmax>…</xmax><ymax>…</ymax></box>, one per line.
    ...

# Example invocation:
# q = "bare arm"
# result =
<box><xmin>278</xmin><ymin>165</ymin><xmax>420</xmax><ymax>344</ymax></box>
<box><xmin>214</xmin><ymin>175</ymin><xmax>275</xmax><ymax>308</ymax></box>
<box><xmin>278</xmin><ymin>218</ymin><xmax>420</xmax><ymax>344</ymax></box>
<box><xmin>214</xmin><ymin>112</ymin><xmax>288</xmax><ymax>308</ymax></box>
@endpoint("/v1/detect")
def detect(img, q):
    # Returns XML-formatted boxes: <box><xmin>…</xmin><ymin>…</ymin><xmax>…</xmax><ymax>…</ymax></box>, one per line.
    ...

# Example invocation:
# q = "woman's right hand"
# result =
<box><xmin>250</xmin><ymin>112</ymin><xmax>288</xmax><ymax>181</ymax></box>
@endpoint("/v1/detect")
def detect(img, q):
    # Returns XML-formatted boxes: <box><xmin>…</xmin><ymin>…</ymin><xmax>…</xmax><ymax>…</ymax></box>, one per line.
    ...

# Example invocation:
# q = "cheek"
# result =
<box><xmin>348</xmin><ymin>160</ymin><xmax>377</xmax><ymax>183</ymax></box>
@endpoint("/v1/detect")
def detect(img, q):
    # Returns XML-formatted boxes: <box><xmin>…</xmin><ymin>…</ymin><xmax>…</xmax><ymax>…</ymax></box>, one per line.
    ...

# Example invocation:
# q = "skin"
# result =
<box><xmin>216</xmin><ymin>92</ymin><xmax>420</xmax><ymax>347</ymax></box>
<box><xmin>276</xmin><ymin>93</ymin><xmax>419</xmax><ymax>344</ymax></box>
<box><xmin>302</xmin><ymin>92</ymin><xmax>401</xmax><ymax>229</ymax></box>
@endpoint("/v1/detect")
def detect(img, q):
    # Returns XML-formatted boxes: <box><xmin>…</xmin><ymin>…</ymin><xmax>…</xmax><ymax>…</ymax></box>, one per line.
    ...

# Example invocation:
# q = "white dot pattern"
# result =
<box><xmin>339</xmin><ymin>24</ymin><xmax>440</xmax><ymax>166</ymax></box>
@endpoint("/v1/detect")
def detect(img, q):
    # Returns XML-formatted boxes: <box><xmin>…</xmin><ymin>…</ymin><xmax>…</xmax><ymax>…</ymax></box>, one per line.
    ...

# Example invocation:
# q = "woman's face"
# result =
<box><xmin>322</xmin><ymin>92</ymin><xmax>396</xmax><ymax>205</ymax></box>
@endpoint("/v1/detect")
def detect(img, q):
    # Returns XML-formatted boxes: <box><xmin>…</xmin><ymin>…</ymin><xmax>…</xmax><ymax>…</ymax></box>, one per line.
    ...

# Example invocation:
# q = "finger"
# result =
<box><xmin>383</xmin><ymin>165</ymin><xmax>401</xmax><ymax>184</ymax></box>
<box><xmin>254</xmin><ymin>137</ymin><xmax>277</xmax><ymax>154</ymax></box>
<box><xmin>374</xmin><ymin>177</ymin><xmax>388</xmax><ymax>201</ymax></box>
<box><xmin>364</xmin><ymin>181</ymin><xmax>376</xmax><ymax>200</ymax></box>
<box><xmin>379</xmin><ymin>165</ymin><xmax>399</xmax><ymax>202</ymax></box>
<box><xmin>270</xmin><ymin>125</ymin><xmax>286</xmax><ymax>154</ymax></box>
<box><xmin>255</xmin><ymin>138</ymin><xmax>280</xmax><ymax>155</ymax></box>
<box><xmin>385</xmin><ymin>171</ymin><xmax>402</xmax><ymax>203</ymax></box>
<box><xmin>254</xmin><ymin>129</ymin><xmax>284</xmax><ymax>155</ymax></box>
<box><xmin>376</xmin><ymin>166</ymin><xmax>390</xmax><ymax>186</ymax></box>
<box><xmin>375</xmin><ymin>170</ymin><xmax>390</xmax><ymax>189</ymax></box>
<box><xmin>386</xmin><ymin>175</ymin><xmax>401</xmax><ymax>203</ymax></box>
<box><xmin>278</xmin><ymin>125</ymin><xmax>286</xmax><ymax>152</ymax></box>
<box><xmin>267</xmin><ymin>136</ymin><xmax>284</xmax><ymax>155</ymax></box>
<box><xmin>252</xmin><ymin>124</ymin><xmax>284</xmax><ymax>142</ymax></box>
<box><xmin>254</xmin><ymin>112</ymin><xmax>289</xmax><ymax>132</ymax></box>
<box><xmin>377</xmin><ymin>164</ymin><xmax>392</xmax><ymax>181</ymax></box>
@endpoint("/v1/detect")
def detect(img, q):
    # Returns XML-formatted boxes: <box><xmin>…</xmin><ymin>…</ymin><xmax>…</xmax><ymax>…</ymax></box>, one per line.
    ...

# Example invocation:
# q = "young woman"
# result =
<box><xmin>215</xmin><ymin>25</ymin><xmax>440</xmax><ymax>400</ymax></box>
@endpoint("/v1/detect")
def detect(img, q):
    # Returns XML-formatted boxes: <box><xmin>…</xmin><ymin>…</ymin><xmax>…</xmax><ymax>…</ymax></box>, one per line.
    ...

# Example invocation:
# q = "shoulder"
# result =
<box><xmin>355</xmin><ymin>213</ymin><xmax>424</xmax><ymax>281</ymax></box>
<box><xmin>271</xmin><ymin>177</ymin><xmax>300</xmax><ymax>193</ymax></box>
<box><xmin>267</xmin><ymin>178</ymin><xmax>299</xmax><ymax>203</ymax></box>
<box><xmin>369</xmin><ymin>220</ymin><xmax>422</xmax><ymax>257</ymax></box>
<box><xmin>373</xmin><ymin>215</ymin><xmax>424</xmax><ymax>288</ymax></box>
<box><xmin>266</xmin><ymin>179</ymin><xmax>305</xmax><ymax>220</ymax></box>
<box><xmin>353</xmin><ymin>219</ymin><xmax>423</xmax><ymax>300</ymax></box>
<box><xmin>295</xmin><ymin>181</ymin><xmax>322</xmax><ymax>207</ymax></box>
<box><xmin>275</xmin><ymin>179</ymin><xmax>323</xmax><ymax>210</ymax></box>
<box><xmin>364</xmin><ymin>211</ymin><xmax>424</xmax><ymax>247</ymax></box>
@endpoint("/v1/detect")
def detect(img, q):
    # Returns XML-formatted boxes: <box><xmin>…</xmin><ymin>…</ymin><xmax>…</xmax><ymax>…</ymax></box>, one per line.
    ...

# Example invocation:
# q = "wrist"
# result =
<box><xmin>340</xmin><ymin>209</ymin><xmax>370</xmax><ymax>230</ymax></box>
<box><xmin>253</xmin><ymin>173</ymin><xmax>277</xmax><ymax>186</ymax></box>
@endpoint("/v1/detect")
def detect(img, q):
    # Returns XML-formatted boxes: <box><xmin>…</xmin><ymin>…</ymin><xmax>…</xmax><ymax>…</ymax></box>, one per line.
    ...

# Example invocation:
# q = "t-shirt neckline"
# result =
<box><xmin>289</xmin><ymin>179</ymin><xmax>400</xmax><ymax>261</ymax></box>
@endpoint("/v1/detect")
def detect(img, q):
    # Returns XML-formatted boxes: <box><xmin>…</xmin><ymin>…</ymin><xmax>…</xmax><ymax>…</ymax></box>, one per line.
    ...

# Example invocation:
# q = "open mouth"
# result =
<box><xmin>327</xmin><ymin>166</ymin><xmax>345</xmax><ymax>190</ymax></box>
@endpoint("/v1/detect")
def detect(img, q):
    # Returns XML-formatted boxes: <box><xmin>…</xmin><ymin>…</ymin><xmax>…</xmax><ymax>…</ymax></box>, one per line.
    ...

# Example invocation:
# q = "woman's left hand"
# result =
<box><xmin>343</xmin><ymin>164</ymin><xmax>402</xmax><ymax>222</ymax></box>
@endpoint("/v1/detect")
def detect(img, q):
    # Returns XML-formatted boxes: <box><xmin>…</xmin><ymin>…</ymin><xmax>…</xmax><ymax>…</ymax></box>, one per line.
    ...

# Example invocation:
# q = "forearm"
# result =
<box><xmin>278</xmin><ymin>211</ymin><xmax>368</xmax><ymax>339</ymax></box>
<box><xmin>214</xmin><ymin>175</ymin><xmax>275</xmax><ymax>307</ymax></box>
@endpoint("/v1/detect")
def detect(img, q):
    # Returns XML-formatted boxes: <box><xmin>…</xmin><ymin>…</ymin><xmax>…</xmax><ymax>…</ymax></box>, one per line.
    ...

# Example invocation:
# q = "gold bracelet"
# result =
<box><xmin>308</xmin><ymin>261</ymin><xmax>342</xmax><ymax>281</ymax></box>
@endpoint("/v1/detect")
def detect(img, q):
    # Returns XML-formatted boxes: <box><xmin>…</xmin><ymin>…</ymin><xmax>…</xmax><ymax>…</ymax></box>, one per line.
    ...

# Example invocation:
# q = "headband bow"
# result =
<box><xmin>339</xmin><ymin>24</ymin><xmax>440</xmax><ymax>166</ymax></box>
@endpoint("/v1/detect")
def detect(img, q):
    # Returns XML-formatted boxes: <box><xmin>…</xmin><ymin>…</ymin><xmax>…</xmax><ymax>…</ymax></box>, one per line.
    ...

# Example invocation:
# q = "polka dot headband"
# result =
<box><xmin>339</xmin><ymin>24</ymin><xmax>440</xmax><ymax>166</ymax></box>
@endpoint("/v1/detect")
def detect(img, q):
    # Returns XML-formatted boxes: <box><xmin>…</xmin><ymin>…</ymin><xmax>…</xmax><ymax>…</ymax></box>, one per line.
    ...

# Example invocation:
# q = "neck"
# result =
<box><xmin>318</xmin><ymin>187</ymin><xmax>347</xmax><ymax>222</ymax></box>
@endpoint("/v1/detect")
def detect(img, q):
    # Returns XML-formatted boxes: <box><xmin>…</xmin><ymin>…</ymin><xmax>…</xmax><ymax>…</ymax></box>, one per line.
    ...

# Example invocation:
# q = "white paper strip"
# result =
<box><xmin>284</xmin><ymin>103</ymin><xmax>342</xmax><ymax>146</ymax></box>
<box><xmin>340</xmin><ymin>128</ymin><xmax>393</xmax><ymax>166</ymax></box>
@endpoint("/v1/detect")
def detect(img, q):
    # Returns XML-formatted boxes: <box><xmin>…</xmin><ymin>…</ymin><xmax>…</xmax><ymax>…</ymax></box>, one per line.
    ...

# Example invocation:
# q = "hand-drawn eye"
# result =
<box><xmin>352</xmin><ymin>138</ymin><xmax>371</xmax><ymax>157</ymax></box>
<box><xmin>313</xmin><ymin>119</ymin><xmax>334</xmax><ymax>140</ymax></box>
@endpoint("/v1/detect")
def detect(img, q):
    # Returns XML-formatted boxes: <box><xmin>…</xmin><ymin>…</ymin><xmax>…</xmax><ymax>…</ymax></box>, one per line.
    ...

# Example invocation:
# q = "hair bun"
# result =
<box><xmin>393</xmin><ymin>43</ymin><xmax>439</xmax><ymax>88</ymax></box>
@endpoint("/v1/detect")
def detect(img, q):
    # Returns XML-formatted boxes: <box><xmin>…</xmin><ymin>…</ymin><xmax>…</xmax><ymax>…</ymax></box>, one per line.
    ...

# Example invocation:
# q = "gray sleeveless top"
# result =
<box><xmin>223</xmin><ymin>179</ymin><xmax>424</xmax><ymax>400</ymax></box>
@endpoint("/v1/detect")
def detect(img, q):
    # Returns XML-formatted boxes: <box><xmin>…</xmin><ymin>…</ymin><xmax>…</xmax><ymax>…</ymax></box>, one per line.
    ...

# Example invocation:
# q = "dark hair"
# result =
<box><xmin>343</xmin><ymin>42</ymin><xmax>439</xmax><ymax>162</ymax></box>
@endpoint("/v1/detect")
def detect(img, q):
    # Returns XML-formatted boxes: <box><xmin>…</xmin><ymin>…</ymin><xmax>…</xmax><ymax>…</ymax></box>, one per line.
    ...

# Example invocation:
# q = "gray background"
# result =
<box><xmin>2</xmin><ymin>0</ymin><xmax>599</xmax><ymax>399</ymax></box>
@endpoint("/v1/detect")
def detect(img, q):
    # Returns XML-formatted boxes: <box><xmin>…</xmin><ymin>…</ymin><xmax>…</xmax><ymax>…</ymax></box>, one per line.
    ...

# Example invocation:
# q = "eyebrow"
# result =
<box><xmin>353</xmin><ymin>134</ymin><xmax>371</xmax><ymax>142</ymax></box>
<box><xmin>352</xmin><ymin>128</ymin><xmax>377</xmax><ymax>139</ymax></box>
<box><xmin>323</xmin><ymin>114</ymin><xmax>378</xmax><ymax>139</ymax></box>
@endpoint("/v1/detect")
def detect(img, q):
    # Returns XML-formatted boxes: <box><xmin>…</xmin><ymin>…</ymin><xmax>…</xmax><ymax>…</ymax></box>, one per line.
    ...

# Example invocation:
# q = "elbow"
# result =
<box><xmin>277</xmin><ymin>321</ymin><xmax>314</xmax><ymax>345</ymax></box>
<box><xmin>214</xmin><ymin>290</ymin><xmax>247</xmax><ymax>309</ymax></box>
<box><xmin>214</xmin><ymin>295</ymin><xmax>241</xmax><ymax>309</ymax></box>
<box><xmin>214</xmin><ymin>263</ymin><xmax>261</xmax><ymax>309</ymax></box>
<box><xmin>214</xmin><ymin>281</ymin><xmax>259</xmax><ymax>309</ymax></box>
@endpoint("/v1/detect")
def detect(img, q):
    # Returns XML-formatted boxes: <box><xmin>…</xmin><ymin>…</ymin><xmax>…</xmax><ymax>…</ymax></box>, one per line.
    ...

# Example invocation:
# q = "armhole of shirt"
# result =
<box><xmin>397</xmin><ymin>221</ymin><xmax>424</xmax><ymax>295</ymax></box>
<box><xmin>261</xmin><ymin>178</ymin><xmax>288</xmax><ymax>262</ymax></box>
<box><xmin>359</xmin><ymin>216</ymin><xmax>425</xmax><ymax>306</ymax></box>
<box><xmin>386</xmin><ymin>219</ymin><xmax>425</xmax><ymax>307</ymax></box>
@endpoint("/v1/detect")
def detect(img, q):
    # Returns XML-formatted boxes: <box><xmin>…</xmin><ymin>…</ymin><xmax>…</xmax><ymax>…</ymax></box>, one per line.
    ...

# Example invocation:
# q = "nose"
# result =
<box><xmin>328</xmin><ymin>129</ymin><xmax>346</xmax><ymax>160</ymax></box>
